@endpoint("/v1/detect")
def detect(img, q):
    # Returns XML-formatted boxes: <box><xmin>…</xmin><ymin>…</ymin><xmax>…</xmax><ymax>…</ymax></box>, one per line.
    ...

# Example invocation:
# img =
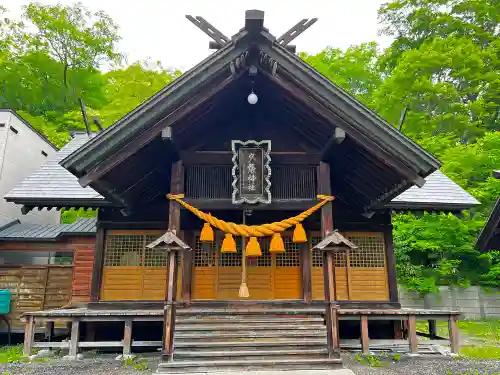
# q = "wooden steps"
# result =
<box><xmin>156</xmin><ymin>306</ymin><xmax>341</xmax><ymax>373</ymax></box>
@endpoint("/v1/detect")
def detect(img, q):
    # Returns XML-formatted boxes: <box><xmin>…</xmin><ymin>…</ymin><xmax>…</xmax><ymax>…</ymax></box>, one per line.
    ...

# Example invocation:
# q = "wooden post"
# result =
<box><xmin>301</xmin><ymin>242</ymin><xmax>312</xmax><ymax>303</ymax></box>
<box><xmin>69</xmin><ymin>319</ymin><xmax>80</xmax><ymax>358</ymax></box>
<box><xmin>181</xmin><ymin>248</ymin><xmax>193</xmax><ymax>304</ymax></box>
<box><xmin>163</xmin><ymin>250</ymin><xmax>178</xmax><ymax>360</ymax></box>
<box><xmin>44</xmin><ymin>321</ymin><xmax>54</xmax><ymax>342</ymax></box>
<box><xmin>449</xmin><ymin>315</ymin><xmax>459</xmax><ymax>354</ymax></box>
<box><xmin>318</xmin><ymin>161</ymin><xmax>339</xmax><ymax>358</ymax></box>
<box><xmin>360</xmin><ymin>316</ymin><xmax>369</xmax><ymax>354</ymax></box>
<box><xmin>123</xmin><ymin>319</ymin><xmax>133</xmax><ymax>356</ymax></box>
<box><xmin>90</xmin><ymin>226</ymin><xmax>106</xmax><ymax>302</ymax></box>
<box><xmin>23</xmin><ymin>316</ymin><xmax>35</xmax><ymax>357</ymax></box>
<box><xmin>383</xmin><ymin>225</ymin><xmax>399</xmax><ymax>304</ymax></box>
<box><xmin>162</xmin><ymin>160</ymin><xmax>184</xmax><ymax>359</ymax></box>
<box><xmin>408</xmin><ymin>316</ymin><xmax>418</xmax><ymax>354</ymax></box>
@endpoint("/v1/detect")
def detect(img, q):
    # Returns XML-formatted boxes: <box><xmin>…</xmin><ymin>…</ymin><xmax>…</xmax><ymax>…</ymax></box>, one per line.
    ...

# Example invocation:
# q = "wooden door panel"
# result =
<box><xmin>274</xmin><ymin>267</ymin><xmax>301</xmax><ymax>299</ymax></box>
<box><xmin>193</xmin><ymin>267</ymin><xmax>217</xmax><ymax>300</ymax></box>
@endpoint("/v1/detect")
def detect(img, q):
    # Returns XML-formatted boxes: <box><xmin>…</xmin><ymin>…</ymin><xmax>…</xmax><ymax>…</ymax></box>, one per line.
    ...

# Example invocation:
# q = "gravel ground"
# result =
<box><xmin>344</xmin><ymin>354</ymin><xmax>500</xmax><ymax>375</ymax></box>
<box><xmin>0</xmin><ymin>354</ymin><xmax>498</xmax><ymax>375</ymax></box>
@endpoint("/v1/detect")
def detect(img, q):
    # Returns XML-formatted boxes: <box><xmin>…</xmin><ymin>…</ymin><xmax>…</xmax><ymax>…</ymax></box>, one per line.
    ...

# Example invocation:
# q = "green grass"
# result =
<box><xmin>416</xmin><ymin>319</ymin><xmax>500</xmax><ymax>360</ymax></box>
<box><xmin>0</xmin><ymin>345</ymin><xmax>25</xmax><ymax>364</ymax></box>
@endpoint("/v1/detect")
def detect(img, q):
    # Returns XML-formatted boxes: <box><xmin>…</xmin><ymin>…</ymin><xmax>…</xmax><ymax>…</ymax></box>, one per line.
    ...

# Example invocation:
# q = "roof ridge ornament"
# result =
<box><xmin>187</xmin><ymin>10</ymin><xmax>317</xmax><ymax>53</ymax></box>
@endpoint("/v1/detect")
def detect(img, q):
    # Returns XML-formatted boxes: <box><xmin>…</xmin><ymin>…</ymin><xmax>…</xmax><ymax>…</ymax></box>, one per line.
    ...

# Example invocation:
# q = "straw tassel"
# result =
<box><xmin>245</xmin><ymin>236</ymin><xmax>262</xmax><ymax>257</ymax></box>
<box><xmin>200</xmin><ymin>223</ymin><xmax>214</xmax><ymax>242</ymax></box>
<box><xmin>293</xmin><ymin>223</ymin><xmax>307</xmax><ymax>243</ymax></box>
<box><xmin>238</xmin><ymin>282</ymin><xmax>249</xmax><ymax>298</ymax></box>
<box><xmin>221</xmin><ymin>233</ymin><xmax>237</xmax><ymax>253</ymax></box>
<box><xmin>270</xmin><ymin>233</ymin><xmax>285</xmax><ymax>253</ymax></box>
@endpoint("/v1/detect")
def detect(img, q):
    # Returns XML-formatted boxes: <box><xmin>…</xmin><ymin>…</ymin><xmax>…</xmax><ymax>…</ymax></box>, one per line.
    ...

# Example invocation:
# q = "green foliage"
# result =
<box><xmin>123</xmin><ymin>356</ymin><xmax>149</xmax><ymax>371</ymax></box>
<box><xmin>61</xmin><ymin>208</ymin><xmax>97</xmax><ymax>224</ymax></box>
<box><xmin>393</xmin><ymin>211</ymin><xmax>491</xmax><ymax>293</ymax></box>
<box><xmin>0</xmin><ymin>345</ymin><xmax>25</xmax><ymax>363</ymax></box>
<box><xmin>354</xmin><ymin>353</ymin><xmax>386</xmax><ymax>367</ymax></box>
<box><xmin>460</xmin><ymin>346</ymin><xmax>500</xmax><ymax>360</ymax></box>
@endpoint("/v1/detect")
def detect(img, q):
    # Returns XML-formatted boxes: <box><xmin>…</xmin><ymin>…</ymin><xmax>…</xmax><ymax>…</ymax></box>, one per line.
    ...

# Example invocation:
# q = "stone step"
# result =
<box><xmin>175</xmin><ymin>330</ymin><xmax>326</xmax><ymax>340</ymax></box>
<box><xmin>157</xmin><ymin>357</ymin><xmax>342</xmax><ymax>373</ymax></box>
<box><xmin>175</xmin><ymin>338</ymin><xmax>327</xmax><ymax>348</ymax></box>
<box><xmin>174</xmin><ymin>348</ymin><xmax>329</xmax><ymax>359</ymax></box>
<box><xmin>175</xmin><ymin>324</ymin><xmax>326</xmax><ymax>331</ymax></box>
<box><xmin>176</xmin><ymin>317</ymin><xmax>325</xmax><ymax>324</ymax></box>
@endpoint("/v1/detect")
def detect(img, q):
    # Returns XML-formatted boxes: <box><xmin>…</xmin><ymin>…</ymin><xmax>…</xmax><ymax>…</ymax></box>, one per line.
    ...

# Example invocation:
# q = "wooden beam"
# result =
<box><xmin>318</xmin><ymin>162</ymin><xmax>333</xmax><ymax>235</ymax></box>
<box><xmin>448</xmin><ymin>315</ymin><xmax>459</xmax><ymax>354</ymax></box>
<box><xmin>123</xmin><ymin>319</ymin><xmax>132</xmax><ymax>356</ymax></box>
<box><xmin>90</xmin><ymin>227</ymin><xmax>106</xmax><ymax>302</ymax></box>
<box><xmin>383</xmin><ymin>224</ymin><xmax>400</xmax><ymax>304</ymax></box>
<box><xmin>185</xmin><ymin>15</ymin><xmax>230</xmax><ymax>46</ymax></box>
<box><xmin>408</xmin><ymin>316</ymin><xmax>418</xmax><ymax>354</ymax></box>
<box><xmin>277</xmin><ymin>18</ymin><xmax>318</xmax><ymax>46</ymax></box>
<box><xmin>301</xmin><ymin>243</ymin><xmax>312</xmax><ymax>304</ymax></box>
<box><xmin>360</xmin><ymin>316</ymin><xmax>369</xmax><ymax>354</ymax></box>
<box><xmin>321</xmin><ymin>128</ymin><xmax>346</xmax><ymax>157</ymax></box>
<box><xmin>180</xmin><ymin>151</ymin><xmax>320</xmax><ymax>165</ymax></box>
<box><xmin>78</xmin><ymin>72</ymin><xmax>241</xmax><ymax>188</ymax></box>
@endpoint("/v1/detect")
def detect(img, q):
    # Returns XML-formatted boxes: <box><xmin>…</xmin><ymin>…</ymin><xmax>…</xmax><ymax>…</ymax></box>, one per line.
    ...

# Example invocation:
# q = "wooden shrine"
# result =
<box><xmin>12</xmin><ymin>10</ymin><xmax>465</xmax><ymax>371</ymax></box>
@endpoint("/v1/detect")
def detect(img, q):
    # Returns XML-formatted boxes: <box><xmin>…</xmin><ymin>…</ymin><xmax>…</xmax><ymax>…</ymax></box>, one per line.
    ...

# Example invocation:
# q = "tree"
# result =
<box><xmin>23</xmin><ymin>2</ymin><xmax>121</xmax><ymax>102</ymax></box>
<box><xmin>301</xmin><ymin>42</ymin><xmax>383</xmax><ymax>106</ymax></box>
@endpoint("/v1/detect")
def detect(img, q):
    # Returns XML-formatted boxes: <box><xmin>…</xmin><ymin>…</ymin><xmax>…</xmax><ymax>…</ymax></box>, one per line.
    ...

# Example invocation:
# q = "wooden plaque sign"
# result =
<box><xmin>232</xmin><ymin>140</ymin><xmax>271</xmax><ymax>204</ymax></box>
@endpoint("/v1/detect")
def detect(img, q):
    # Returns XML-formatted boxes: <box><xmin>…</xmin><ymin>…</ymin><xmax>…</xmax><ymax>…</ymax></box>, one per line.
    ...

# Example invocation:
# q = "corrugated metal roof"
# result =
<box><xmin>5</xmin><ymin>133</ymin><xmax>478</xmax><ymax>210</ymax></box>
<box><xmin>5</xmin><ymin>133</ymin><xmax>104</xmax><ymax>202</ymax></box>
<box><xmin>389</xmin><ymin>170</ymin><xmax>480</xmax><ymax>209</ymax></box>
<box><xmin>0</xmin><ymin>218</ymin><xmax>97</xmax><ymax>241</ymax></box>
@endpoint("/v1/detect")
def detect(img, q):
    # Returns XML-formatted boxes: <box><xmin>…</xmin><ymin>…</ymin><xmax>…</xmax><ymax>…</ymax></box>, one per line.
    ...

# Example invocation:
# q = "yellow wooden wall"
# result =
<box><xmin>311</xmin><ymin>232</ymin><xmax>389</xmax><ymax>301</ymax></box>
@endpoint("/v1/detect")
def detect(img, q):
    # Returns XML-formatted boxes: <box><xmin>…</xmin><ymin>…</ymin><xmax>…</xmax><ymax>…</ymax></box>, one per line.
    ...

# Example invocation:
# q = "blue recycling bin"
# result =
<box><xmin>0</xmin><ymin>290</ymin><xmax>11</xmax><ymax>315</ymax></box>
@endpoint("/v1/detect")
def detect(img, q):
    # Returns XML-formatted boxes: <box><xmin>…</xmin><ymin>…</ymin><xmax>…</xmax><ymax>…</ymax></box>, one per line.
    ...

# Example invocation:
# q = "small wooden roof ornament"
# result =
<box><xmin>312</xmin><ymin>230</ymin><xmax>358</xmax><ymax>252</ymax></box>
<box><xmin>146</xmin><ymin>230</ymin><xmax>191</xmax><ymax>252</ymax></box>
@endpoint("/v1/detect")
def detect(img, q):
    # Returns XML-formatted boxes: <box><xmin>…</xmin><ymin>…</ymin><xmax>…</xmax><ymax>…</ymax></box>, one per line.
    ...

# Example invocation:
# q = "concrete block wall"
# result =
<box><xmin>399</xmin><ymin>286</ymin><xmax>500</xmax><ymax>319</ymax></box>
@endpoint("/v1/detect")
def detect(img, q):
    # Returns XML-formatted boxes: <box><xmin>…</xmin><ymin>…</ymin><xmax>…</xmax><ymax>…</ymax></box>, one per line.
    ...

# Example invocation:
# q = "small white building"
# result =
<box><xmin>0</xmin><ymin>109</ymin><xmax>60</xmax><ymax>224</ymax></box>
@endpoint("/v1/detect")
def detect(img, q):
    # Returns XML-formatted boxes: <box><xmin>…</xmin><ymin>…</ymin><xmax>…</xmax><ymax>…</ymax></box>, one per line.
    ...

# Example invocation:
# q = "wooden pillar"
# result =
<box><xmin>449</xmin><ymin>315</ymin><xmax>459</xmax><ymax>354</ymax></box>
<box><xmin>90</xmin><ymin>226</ymin><xmax>106</xmax><ymax>302</ymax></box>
<box><xmin>163</xmin><ymin>160</ymin><xmax>184</xmax><ymax>360</ymax></box>
<box><xmin>360</xmin><ymin>316</ymin><xmax>369</xmax><ymax>354</ymax></box>
<box><xmin>181</xmin><ymin>232</ymin><xmax>194</xmax><ymax>304</ymax></box>
<box><xmin>123</xmin><ymin>319</ymin><xmax>133</xmax><ymax>356</ymax></box>
<box><xmin>408</xmin><ymin>316</ymin><xmax>418</xmax><ymax>354</ymax></box>
<box><xmin>23</xmin><ymin>316</ymin><xmax>35</xmax><ymax>357</ymax></box>
<box><xmin>301</xmin><ymin>243</ymin><xmax>312</xmax><ymax>303</ymax></box>
<box><xmin>318</xmin><ymin>161</ymin><xmax>339</xmax><ymax>358</ymax></box>
<box><xmin>383</xmin><ymin>224</ymin><xmax>399</xmax><ymax>304</ymax></box>
<box><xmin>69</xmin><ymin>319</ymin><xmax>80</xmax><ymax>358</ymax></box>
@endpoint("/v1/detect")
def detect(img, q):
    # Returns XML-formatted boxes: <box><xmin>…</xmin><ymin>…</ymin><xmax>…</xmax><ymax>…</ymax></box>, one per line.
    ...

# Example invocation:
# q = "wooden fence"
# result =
<box><xmin>0</xmin><ymin>265</ymin><xmax>73</xmax><ymax>329</ymax></box>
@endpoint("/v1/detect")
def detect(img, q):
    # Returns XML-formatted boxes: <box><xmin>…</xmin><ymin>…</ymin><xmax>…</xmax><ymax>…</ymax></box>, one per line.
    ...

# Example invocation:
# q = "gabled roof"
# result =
<box><xmin>4</xmin><ymin>133</ymin><xmax>477</xmax><ymax>212</ymax></box>
<box><xmin>58</xmin><ymin>10</ymin><xmax>441</xmax><ymax>212</ymax></box>
<box><xmin>389</xmin><ymin>170</ymin><xmax>480</xmax><ymax>210</ymax></box>
<box><xmin>4</xmin><ymin>133</ymin><xmax>109</xmax><ymax>208</ymax></box>
<box><xmin>0</xmin><ymin>218</ymin><xmax>96</xmax><ymax>241</ymax></box>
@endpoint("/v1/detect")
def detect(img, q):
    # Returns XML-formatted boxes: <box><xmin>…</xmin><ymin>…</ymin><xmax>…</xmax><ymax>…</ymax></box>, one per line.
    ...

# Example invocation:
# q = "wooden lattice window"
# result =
<box><xmin>194</xmin><ymin>236</ymin><xmax>217</xmax><ymax>267</ymax></box>
<box><xmin>219</xmin><ymin>238</ymin><xmax>242</xmax><ymax>267</ymax></box>
<box><xmin>311</xmin><ymin>236</ymin><xmax>323</xmax><ymax>267</ymax></box>
<box><xmin>104</xmin><ymin>232</ymin><xmax>163</xmax><ymax>267</ymax></box>
<box><xmin>248</xmin><ymin>237</ymin><xmax>272</xmax><ymax>267</ymax></box>
<box><xmin>276</xmin><ymin>235</ymin><xmax>300</xmax><ymax>267</ymax></box>
<box><xmin>346</xmin><ymin>233</ymin><xmax>385</xmax><ymax>268</ymax></box>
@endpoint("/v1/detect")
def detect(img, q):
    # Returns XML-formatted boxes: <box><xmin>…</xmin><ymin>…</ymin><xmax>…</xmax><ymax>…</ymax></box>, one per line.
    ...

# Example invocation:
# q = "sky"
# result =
<box><xmin>2</xmin><ymin>0</ymin><xmax>392</xmax><ymax>71</ymax></box>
